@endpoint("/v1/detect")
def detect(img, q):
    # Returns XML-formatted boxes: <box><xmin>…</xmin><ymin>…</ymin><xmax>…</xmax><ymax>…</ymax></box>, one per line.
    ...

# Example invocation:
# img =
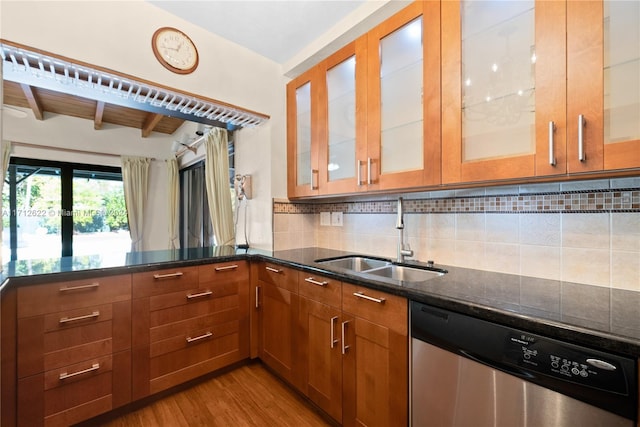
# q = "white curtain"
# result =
<box><xmin>204</xmin><ymin>128</ymin><xmax>235</xmax><ymax>246</ymax></box>
<box><xmin>121</xmin><ymin>156</ymin><xmax>150</xmax><ymax>252</ymax></box>
<box><xmin>1</xmin><ymin>141</ymin><xmax>11</xmax><ymax>267</ymax></box>
<box><xmin>167</xmin><ymin>157</ymin><xmax>180</xmax><ymax>250</ymax></box>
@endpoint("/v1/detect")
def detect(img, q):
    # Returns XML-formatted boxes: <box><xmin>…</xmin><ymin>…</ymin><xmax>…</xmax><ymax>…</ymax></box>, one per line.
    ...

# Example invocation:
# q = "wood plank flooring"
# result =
<box><xmin>84</xmin><ymin>362</ymin><xmax>334</xmax><ymax>427</ymax></box>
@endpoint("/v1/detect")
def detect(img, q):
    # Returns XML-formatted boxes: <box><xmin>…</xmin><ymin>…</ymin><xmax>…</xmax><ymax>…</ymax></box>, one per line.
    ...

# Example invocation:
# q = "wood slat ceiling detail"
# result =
<box><xmin>3</xmin><ymin>80</ymin><xmax>185</xmax><ymax>136</ymax></box>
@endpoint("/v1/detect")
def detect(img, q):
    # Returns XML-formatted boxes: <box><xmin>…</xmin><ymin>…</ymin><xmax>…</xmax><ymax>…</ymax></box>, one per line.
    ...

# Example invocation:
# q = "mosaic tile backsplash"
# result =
<box><xmin>273</xmin><ymin>178</ymin><xmax>640</xmax><ymax>290</ymax></box>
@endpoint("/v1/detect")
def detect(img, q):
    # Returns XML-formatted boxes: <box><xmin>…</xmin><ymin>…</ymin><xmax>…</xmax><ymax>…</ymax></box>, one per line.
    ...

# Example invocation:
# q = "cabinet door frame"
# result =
<box><xmin>287</xmin><ymin>68</ymin><xmax>321</xmax><ymax>198</ymax></box>
<box><xmin>366</xmin><ymin>1</ymin><xmax>441</xmax><ymax>191</ymax></box>
<box><xmin>443</xmin><ymin>0</ymin><xmax>560</xmax><ymax>183</ymax></box>
<box><xmin>317</xmin><ymin>37</ymin><xmax>368</xmax><ymax>195</ymax></box>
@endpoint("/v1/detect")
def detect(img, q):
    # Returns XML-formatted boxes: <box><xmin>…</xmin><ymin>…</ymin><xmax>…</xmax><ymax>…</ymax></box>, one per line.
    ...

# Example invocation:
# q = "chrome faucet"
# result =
<box><xmin>396</xmin><ymin>197</ymin><xmax>414</xmax><ymax>263</ymax></box>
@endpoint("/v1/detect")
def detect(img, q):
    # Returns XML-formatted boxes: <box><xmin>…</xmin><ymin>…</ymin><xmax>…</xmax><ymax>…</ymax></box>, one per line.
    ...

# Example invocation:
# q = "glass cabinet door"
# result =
<box><xmin>443</xmin><ymin>0</ymin><xmax>551</xmax><ymax>183</ymax></box>
<box><xmin>603</xmin><ymin>0</ymin><xmax>640</xmax><ymax>169</ymax></box>
<box><xmin>317</xmin><ymin>39</ymin><xmax>367</xmax><ymax>195</ymax></box>
<box><xmin>367</xmin><ymin>1</ymin><xmax>440</xmax><ymax>190</ymax></box>
<box><xmin>287</xmin><ymin>69</ymin><xmax>319</xmax><ymax>197</ymax></box>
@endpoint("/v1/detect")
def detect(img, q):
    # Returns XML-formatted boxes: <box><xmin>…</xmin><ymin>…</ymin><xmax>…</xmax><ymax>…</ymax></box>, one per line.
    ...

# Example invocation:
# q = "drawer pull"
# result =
<box><xmin>186</xmin><ymin>290</ymin><xmax>213</xmax><ymax>300</ymax></box>
<box><xmin>255</xmin><ymin>286</ymin><xmax>260</xmax><ymax>309</ymax></box>
<box><xmin>59</xmin><ymin>311</ymin><xmax>100</xmax><ymax>324</ymax></box>
<box><xmin>265</xmin><ymin>266</ymin><xmax>282</xmax><ymax>273</ymax></box>
<box><xmin>214</xmin><ymin>264</ymin><xmax>239</xmax><ymax>271</ymax></box>
<box><xmin>304</xmin><ymin>277</ymin><xmax>328</xmax><ymax>287</ymax></box>
<box><xmin>353</xmin><ymin>291</ymin><xmax>385</xmax><ymax>304</ymax></box>
<box><xmin>186</xmin><ymin>331</ymin><xmax>213</xmax><ymax>343</ymax></box>
<box><xmin>153</xmin><ymin>272</ymin><xmax>184</xmax><ymax>279</ymax></box>
<box><xmin>59</xmin><ymin>282</ymin><xmax>99</xmax><ymax>292</ymax></box>
<box><xmin>59</xmin><ymin>363</ymin><xmax>100</xmax><ymax>380</ymax></box>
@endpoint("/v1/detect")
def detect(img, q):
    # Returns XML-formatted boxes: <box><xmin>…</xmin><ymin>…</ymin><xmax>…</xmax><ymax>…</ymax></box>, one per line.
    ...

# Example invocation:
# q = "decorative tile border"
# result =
<box><xmin>274</xmin><ymin>188</ymin><xmax>640</xmax><ymax>215</ymax></box>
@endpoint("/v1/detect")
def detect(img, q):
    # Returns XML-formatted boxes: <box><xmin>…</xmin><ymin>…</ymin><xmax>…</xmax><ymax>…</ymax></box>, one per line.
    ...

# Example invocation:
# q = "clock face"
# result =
<box><xmin>152</xmin><ymin>27</ymin><xmax>199</xmax><ymax>74</ymax></box>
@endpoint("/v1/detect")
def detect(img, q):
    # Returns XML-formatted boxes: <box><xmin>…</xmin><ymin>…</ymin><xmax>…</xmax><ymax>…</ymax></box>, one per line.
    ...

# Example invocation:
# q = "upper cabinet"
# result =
<box><xmin>366</xmin><ymin>1</ymin><xmax>441</xmax><ymax>192</ymax></box>
<box><xmin>287</xmin><ymin>1</ymin><xmax>441</xmax><ymax>198</ymax></box>
<box><xmin>288</xmin><ymin>0</ymin><xmax>640</xmax><ymax>198</ymax></box>
<box><xmin>442</xmin><ymin>0</ymin><xmax>640</xmax><ymax>184</ymax></box>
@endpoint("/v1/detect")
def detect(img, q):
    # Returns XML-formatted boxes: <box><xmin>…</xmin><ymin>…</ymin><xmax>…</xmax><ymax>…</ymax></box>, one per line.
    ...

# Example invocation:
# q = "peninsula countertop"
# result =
<box><xmin>2</xmin><ymin>246</ymin><xmax>639</xmax><ymax>357</ymax></box>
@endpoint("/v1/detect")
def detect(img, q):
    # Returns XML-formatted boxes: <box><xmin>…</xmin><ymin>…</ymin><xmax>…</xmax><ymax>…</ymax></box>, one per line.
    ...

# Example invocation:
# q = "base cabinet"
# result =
<box><xmin>14</xmin><ymin>274</ymin><xmax>132</xmax><ymax>427</ymax></box>
<box><xmin>132</xmin><ymin>262</ymin><xmax>250</xmax><ymax>400</ymax></box>
<box><xmin>255</xmin><ymin>262</ymin><xmax>300</xmax><ymax>385</ymax></box>
<box><xmin>292</xmin><ymin>272</ymin><xmax>409</xmax><ymax>427</ymax></box>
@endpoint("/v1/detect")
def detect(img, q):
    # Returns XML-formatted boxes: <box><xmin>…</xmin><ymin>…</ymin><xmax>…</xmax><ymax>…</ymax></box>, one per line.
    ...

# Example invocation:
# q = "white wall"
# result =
<box><xmin>1</xmin><ymin>0</ymin><xmax>286</xmax><ymax>251</ymax></box>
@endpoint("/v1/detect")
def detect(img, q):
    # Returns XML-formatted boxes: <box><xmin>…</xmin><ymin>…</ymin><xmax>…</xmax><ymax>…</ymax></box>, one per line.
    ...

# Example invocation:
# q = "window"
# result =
<box><xmin>2</xmin><ymin>157</ymin><xmax>129</xmax><ymax>261</ymax></box>
<box><xmin>179</xmin><ymin>133</ymin><xmax>235</xmax><ymax>249</ymax></box>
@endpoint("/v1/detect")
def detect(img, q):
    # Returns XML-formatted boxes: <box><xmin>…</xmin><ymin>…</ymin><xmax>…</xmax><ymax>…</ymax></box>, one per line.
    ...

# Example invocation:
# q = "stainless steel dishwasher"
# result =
<box><xmin>410</xmin><ymin>301</ymin><xmax>638</xmax><ymax>427</ymax></box>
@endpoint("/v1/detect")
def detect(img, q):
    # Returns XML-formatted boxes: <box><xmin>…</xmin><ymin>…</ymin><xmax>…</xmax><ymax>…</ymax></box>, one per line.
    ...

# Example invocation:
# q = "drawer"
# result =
<box><xmin>341</xmin><ymin>283</ymin><xmax>407</xmax><ymax>335</ymax></box>
<box><xmin>258</xmin><ymin>262</ymin><xmax>298</xmax><ymax>293</ymax></box>
<box><xmin>17</xmin><ymin>350</ymin><xmax>131</xmax><ymax>427</ymax></box>
<box><xmin>17</xmin><ymin>300</ymin><xmax>131</xmax><ymax>379</ymax></box>
<box><xmin>149</xmin><ymin>291</ymin><xmax>240</xmax><ymax>329</ymax></box>
<box><xmin>132</xmin><ymin>266</ymin><xmax>199</xmax><ymax>298</ymax></box>
<box><xmin>199</xmin><ymin>260</ymin><xmax>249</xmax><ymax>284</ymax></box>
<box><xmin>298</xmin><ymin>272</ymin><xmax>341</xmax><ymax>308</ymax></box>
<box><xmin>17</xmin><ymin>274</ymin><xmax>131</xmax><ymax>318</ymax></box>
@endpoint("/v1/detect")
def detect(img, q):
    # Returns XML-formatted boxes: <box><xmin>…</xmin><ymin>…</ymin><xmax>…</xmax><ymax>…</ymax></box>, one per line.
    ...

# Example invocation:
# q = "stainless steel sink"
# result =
<box><xmin>363</xmin><ymin>264</ymin><xmax>445</xmax><ymax>283</ymax></box>
<box><xmin>315</xmin><ymin>255</ymin><xmax>391</xmax><ymax>272</ymax></box>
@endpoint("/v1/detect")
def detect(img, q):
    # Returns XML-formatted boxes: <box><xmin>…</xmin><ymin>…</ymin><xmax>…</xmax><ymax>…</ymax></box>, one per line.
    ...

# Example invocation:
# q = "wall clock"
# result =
<box><xmin>152</xmin><ymin>27</ymin><xmax>199</xmax><ymax>74</ymax></box>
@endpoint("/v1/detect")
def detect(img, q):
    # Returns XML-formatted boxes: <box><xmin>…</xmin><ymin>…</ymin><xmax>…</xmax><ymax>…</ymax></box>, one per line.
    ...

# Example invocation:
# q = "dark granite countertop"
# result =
<box><xmin>2</xmin><ymin>246</ymin><xmax>639</xmax><ymax>358</ymax></box>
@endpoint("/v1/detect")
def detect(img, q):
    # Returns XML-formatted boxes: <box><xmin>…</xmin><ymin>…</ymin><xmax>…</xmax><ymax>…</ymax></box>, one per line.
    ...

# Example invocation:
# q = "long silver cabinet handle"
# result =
<box><xmin>255</xmin><ymin>286</ymin><xmax>260</xmax><ymax>309</ymax></box>
<box><xmin>59</xmin><ymin>311</ymin><xmax>100</xmax><ymax>324</ymax></box>
<box><xmin>59</xmin><ymin>363</ymin><xmax>100</xmax><ymax>380</ymax></box>
<box><xmin>214</xmin><ymin>264</ymin><xmax>238</xmax><ymax>271</ymax></box>
<box><xmin>186</xmin><ymin>290</ymin><xmax>213</xmax><ymax>300</ymax></box>
<box><xmin>59</xmin><ymin>282</ymin><xmax>99</xmax><ymax>292</ymax></box>
<box><xmin>341</xmin><ymin>321</ymin><xmax>350</xmax><ymax>355</ymax></box>
<box><xmin>548</xmin><ymin>121</ymin><xmax>556</xmax><ymax>166</ymax></box>
<box><xmin>153</xmin><ymin>272</ymin><xmax>183</xmax><ymax>279</ymax></box>
<box><xmin>367</xmin><ymin>157</ymin><xmax>373</xmax><ymax>185</ymax></box>
<box><xmin>357</xmin><ymin>160</ymin><xmax>364</xmax><ymax>186</ymax></box>
<box><xmin>304</xmin><ymin>277</ymin><xmax>328</xmax><ymax>287</ymax></box>
<box><xmin>186</xmin><ymin>331</ymin><xmax>213</xmax><ymax>343</ymax></box>
<box><xmin>578</xmin><ymin>114</ymin><xmax>586</xmax><ymax>162</ymax></box>
<box><xmin>330</xmin><ymin>316</ymin><xmax>339</xmax><ymax>349</ymax></box>
<box><xmin>310</xmin><ymin>169</ymin><xmax>319</xmax><ymax>190</ymax></box>
<box><xmin>353</xmin><ymin>291</ymin><xmax>385</xmax><ymax>304</ymax></box>
<box><xmin>265</xmin><ymin>266</ymin><xmax>282</xmax><ymax>273</ymax></box>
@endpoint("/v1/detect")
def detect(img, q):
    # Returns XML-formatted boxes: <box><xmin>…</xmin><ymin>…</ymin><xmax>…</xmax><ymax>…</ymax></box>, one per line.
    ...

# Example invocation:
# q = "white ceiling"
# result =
<box><xmin>148</xmin><ymin>0</ymin><xmax>366</xmax><ymax>65</ymax></box>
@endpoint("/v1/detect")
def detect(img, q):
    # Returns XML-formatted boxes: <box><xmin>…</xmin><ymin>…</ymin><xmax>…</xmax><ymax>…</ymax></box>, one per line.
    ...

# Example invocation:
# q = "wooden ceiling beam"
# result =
<box><xmin>94</xmin><ymin>101</ymin><xmax>105</xmax><ymax>130</ymax></box>
<box><xmin>19</xmin><ymin>84</ymin><xmax>44</xmax><ymax>120</ymax></box>
<box><xmin>141</xmin><ymin>113</ymin><xmax>163</xmax><ymax>138</ymax></box>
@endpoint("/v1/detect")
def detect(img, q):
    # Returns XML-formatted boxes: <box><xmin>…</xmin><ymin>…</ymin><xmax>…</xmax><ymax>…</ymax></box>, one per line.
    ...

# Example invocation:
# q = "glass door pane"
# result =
<box><xmin>296</xmin><ymin>81</ymin><xmax>312</xmax><ymax>186</ymax></box>
<box><xmin>6</xmin><ymin>165</ymin><xmax>62</xmax><ymax>260</ymax></box>
<box><xmin>604</xmin><ymin>0</ymin><xmax>640</xmax><ymax>144</ymax></box>
<box><xmin>461</xmin><ymin>1</ymin><xmax>535</xmax><ymax>161</ymax></box>
<box><xmin>72</xmin><ymin>170</ymin><xmax>130</xmax><ymax>256</ymax></box>
<box><xmin>327</xmin><ymin>56</ymin><xmax>356</xmax><ymax>182</ymax></box>
<box><xmin>380</xmin><ymin>17</ymin><xmax>423</xmax><ymax>174</ymax></box>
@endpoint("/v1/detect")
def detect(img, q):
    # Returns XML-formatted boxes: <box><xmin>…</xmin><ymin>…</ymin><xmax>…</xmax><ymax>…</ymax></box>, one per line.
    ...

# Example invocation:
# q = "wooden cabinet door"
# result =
<box><xmin>287</xmin><ymin>67</ymin><xmax>321</xmax><ymax>198</ymax></box>
<box><xmin>341</xmin><ymin>284</ymin><xmax>408</xmax><ymax>427</ymax></box>
<box><xmin>259</xmin><ymin>280</ymin><xmax>299</xmax><ymax>385</ymax></box>
<box><xmin>568</xmin><ymin>0</ymin><xmax>640</xmax><ymax>172</ymax></box>
<box><xmin>316</xmin><ymin>38</ymin><xmax>368</xmax><ymax>196</ymax></box>
<box><xmin>366</xmin><ymin>1</ymin><xmax>441</xmax><ymax>191</ymax></box>
<box><xmin>299</xmin><ymin>297</ymin><xmax>343</xmax><ymax>422</ymax></box>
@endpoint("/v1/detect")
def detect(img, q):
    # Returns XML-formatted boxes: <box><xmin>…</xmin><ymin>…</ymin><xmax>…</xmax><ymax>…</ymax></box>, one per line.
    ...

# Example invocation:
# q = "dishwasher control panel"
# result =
<box><xmin>504</xmin><ymin>333</ymin><xmax>628</xmax><ymax>395</ymax></box>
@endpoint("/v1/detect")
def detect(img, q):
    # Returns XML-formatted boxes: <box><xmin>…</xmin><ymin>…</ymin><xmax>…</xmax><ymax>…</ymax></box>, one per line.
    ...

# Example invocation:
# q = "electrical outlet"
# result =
<box><xmin>320</xmin><ymin>212</ymin><xmax>331</xmax><ymax>226</ymax></box>
<box><xmin>331</xmin><ymin>211</ymin><xmax>343</xmax><ymax>227</ymax></box>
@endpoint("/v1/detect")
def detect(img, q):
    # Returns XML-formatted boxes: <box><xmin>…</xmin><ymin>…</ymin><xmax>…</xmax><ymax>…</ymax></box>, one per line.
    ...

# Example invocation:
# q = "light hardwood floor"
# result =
<box><xmin>83</xmin><ymin>363</ymin><xmax>334</xmax><ymax>427</ymax></box>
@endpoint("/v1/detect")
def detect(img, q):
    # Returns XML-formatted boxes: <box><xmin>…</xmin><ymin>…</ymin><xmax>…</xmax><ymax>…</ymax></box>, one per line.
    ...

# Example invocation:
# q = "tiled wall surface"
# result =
<box><xmin>273</xmin><ymin>177</ymin><xmax>640</xmax><ymax>291</ymax></box>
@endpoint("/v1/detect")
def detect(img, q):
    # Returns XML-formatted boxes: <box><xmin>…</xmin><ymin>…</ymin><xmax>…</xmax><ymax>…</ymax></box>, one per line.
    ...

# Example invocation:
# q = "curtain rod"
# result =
<box><xmin>175</xmin><ymin>132</ymin><xmax>207</xmax><ymax>158</ymax></box>
<box><xmin>11</xmin><ymin>141</ymin><xmax>157</xmax><ymax>161</ymax></box>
